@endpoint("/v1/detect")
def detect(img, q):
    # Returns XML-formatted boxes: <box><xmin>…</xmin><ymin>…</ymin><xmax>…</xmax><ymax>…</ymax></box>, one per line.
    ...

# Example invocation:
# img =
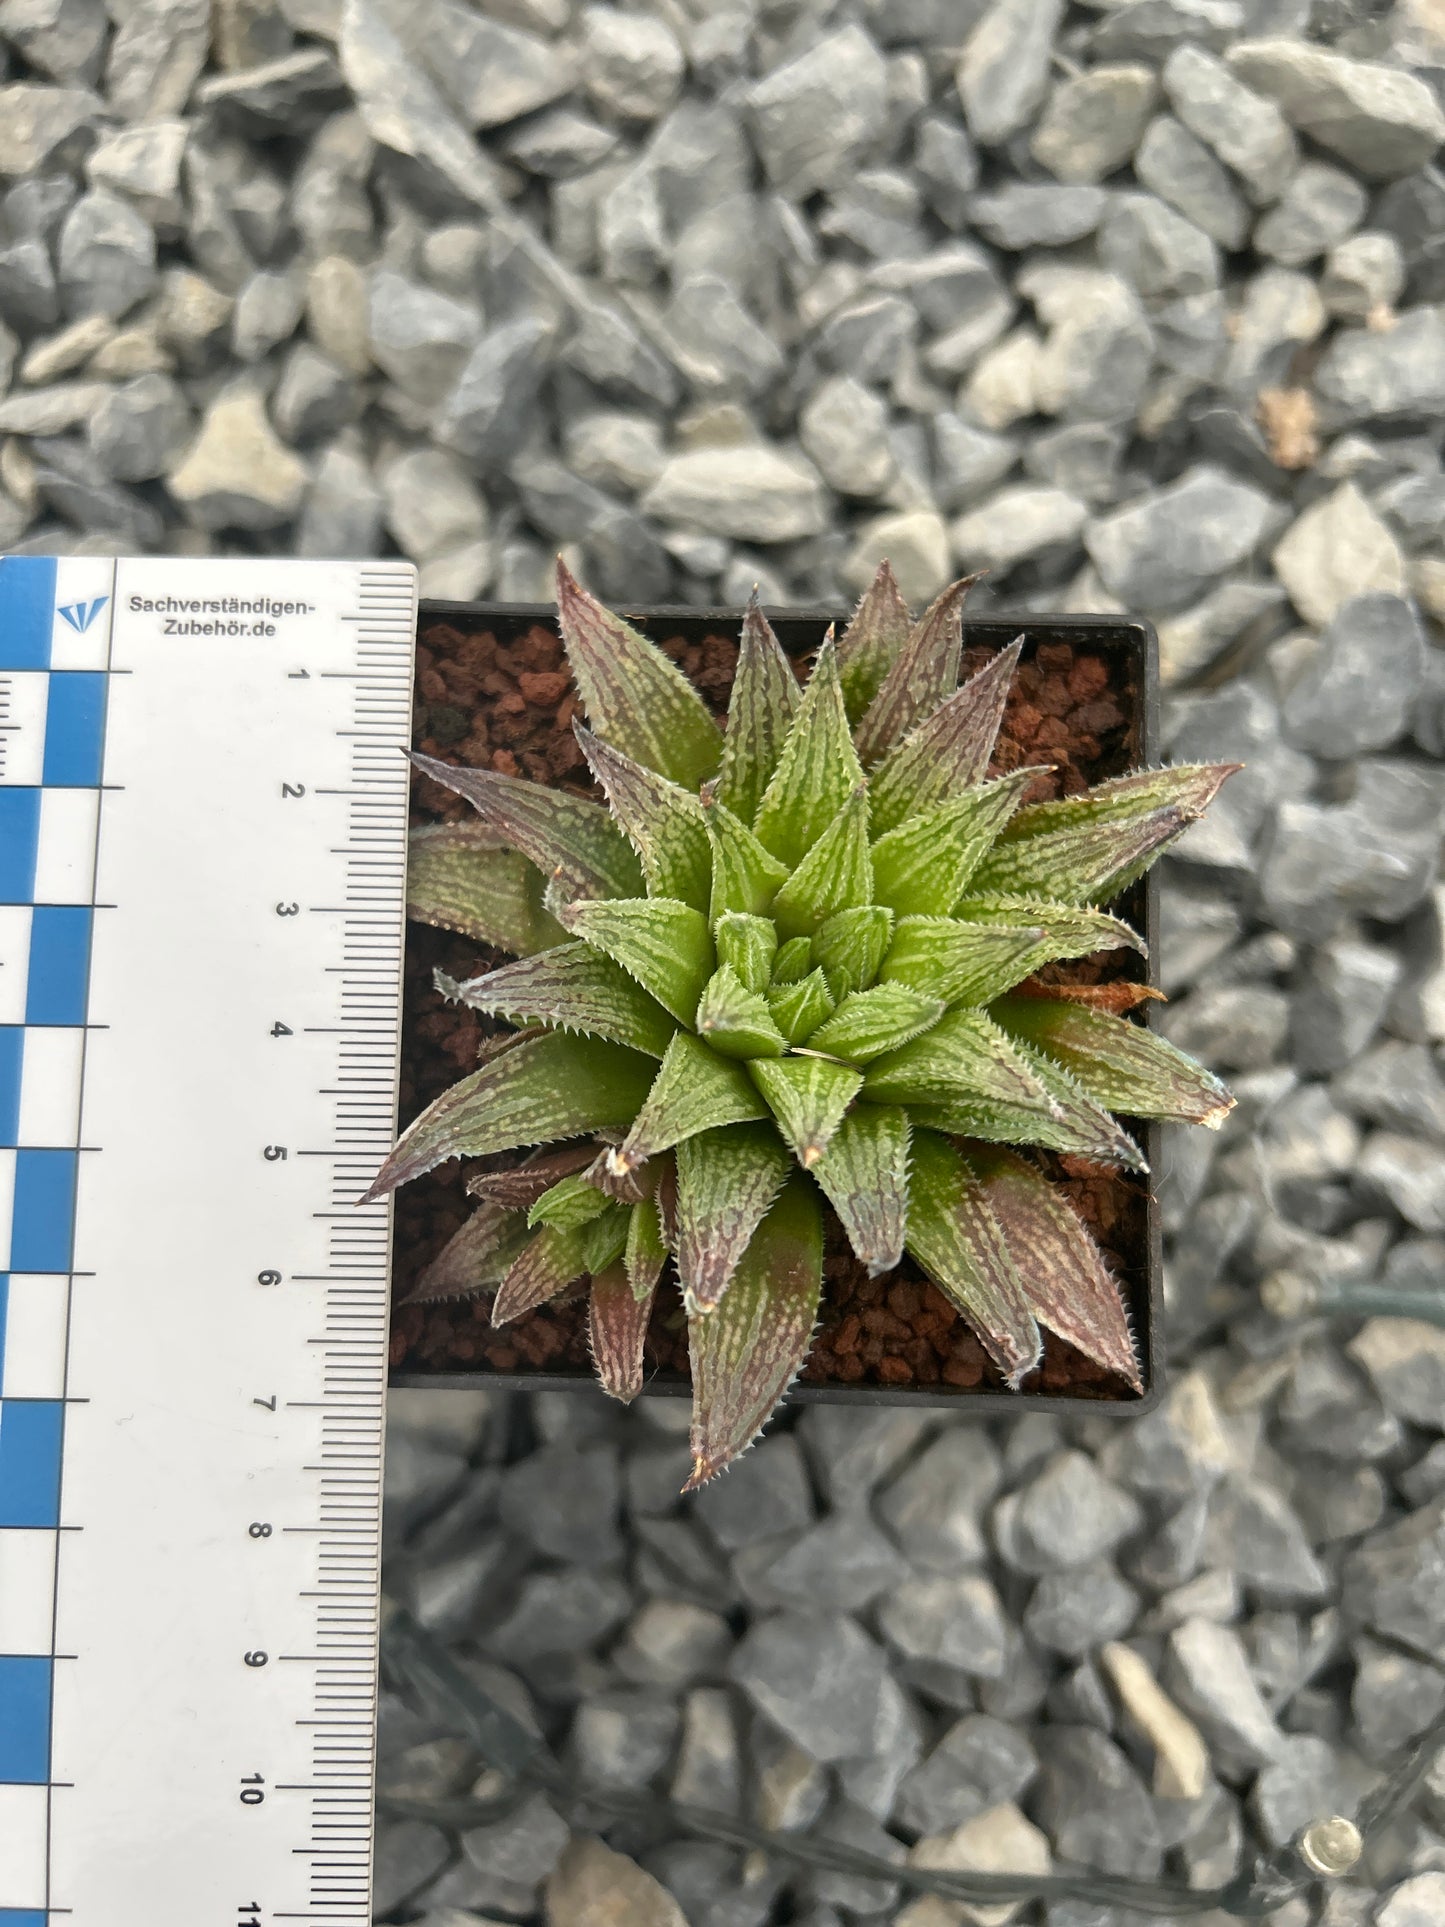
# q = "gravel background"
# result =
<box><xmin>3</xmin><ymin>0</ymin><xmax>1445</xmax><ymax>1921</ymax></box>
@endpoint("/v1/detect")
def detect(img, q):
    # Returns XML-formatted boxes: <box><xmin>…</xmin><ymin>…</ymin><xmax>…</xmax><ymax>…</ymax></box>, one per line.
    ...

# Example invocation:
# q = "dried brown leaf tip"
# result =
<box><xmin>380</xmin><ymin>561</ymin><xmax>1236</xmax><ymax>1482</ymax></box>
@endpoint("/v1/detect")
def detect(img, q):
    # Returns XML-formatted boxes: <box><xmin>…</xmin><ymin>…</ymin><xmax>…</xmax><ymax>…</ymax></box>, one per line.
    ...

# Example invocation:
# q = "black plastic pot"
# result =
<box><xmin>391</xmin><ymin>600</ymin><xmax>1163</xmax><ymax>1416</ymax></box>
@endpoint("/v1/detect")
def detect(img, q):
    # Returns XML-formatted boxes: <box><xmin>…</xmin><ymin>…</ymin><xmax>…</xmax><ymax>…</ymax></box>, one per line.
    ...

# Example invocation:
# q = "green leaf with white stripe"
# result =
<box><xmin>557</xmin><ymin>559</ymin><xmax>722</xmax><ymax>787</ymax></box>
<box><xmin>906</xmin><ymin>1130</ymin><xmax>1042</xmax><ymax>1386</ymax></box>
<box><xmin>625</xmin><ymin>1193</ymin><xmax>669</xmax><ymax>1303</ymax></box>
<box><xmin>715</xmin><ymin>912</ymin><xmax>777</xmax><ymax>994</ymax></box>
<box><xmin>576</xmin><ymin>724</ymin><xmax>711</xmax><ymax>911</ymax></box>
<box><xmin>442</xmin><ymin>942</ymin><xmax>678</xmax><ymax>1058</ymax></box>
<box><xmin>766</xmin><ymin>969</ymin><xmax>835</xmax><ymax>1045</ymax></box>
<box><xmin>704</xmin><ymin>795</ymin><xmax>789</xmax><ymax>919</ymax></box>
<box><xmin>811</xmin><ymin>905</ymin><xmax>894</xmax><ymax>999</ymax></box>
<box><xmin>695</xmin><ymin>964</ymin><xmax>787</xmax><ymax>1059</ymax></box>
<box><xmin>770</xmin><ymin>786</ymin><xmax>873</xmax><ymax>943</ymax></box>
<box><xmin>954</xmin><ymin>895</ymin><xmax>1145</xmax><ymax>968</ymax></box>
<box><xmin>406</xmin><ymin>822</ymin><xmax>567</xmax><ymax>956</ymax></box>
<box><xmin>991</xmin><ymin>996</ymin><xmax>1235</xmax><ymax>1128</ymax></box>
<box><xmin>613</xmin><ymin>1031</ymin><xmax>769</xmax><ymax>1172</ymax></box>
<box><xmin>868</xmin><ymin>638</ymin><xmax>1023</xmax><ymax>835</ymax></box>
<box><xmin>560</xmin><ymin>897</ymin><xmax>714</xmax><ymax>1026</ymax></box>
<box><xmin>811</xmin><ymin>1102</ymin><xmax>911</xmax><ymax>1276</ymax></box>
<box><xmin>806</xmin><ymin>984</ymin><xmax>945</xmax><ymax>1064</ymax></box>
<box><xmin>870</xmin><ymin>769</ymin><xmax>1042</xmax><ymax>918</ymax></box>
<box><xmin>715</xmin><ymin>595</ymin><xmax>801</xmax><ymax>824</ymax></box>
<box><xmin>879</xmin><ymin>917</ymin><xmax>1047</xmax><ymax>1008</ymax></box>
<box><xmin>753</xmin><ymin>640</ymin><xmax>863</xmax><ymax>867</ymax></box>
<box><xmin>863</xmin><ymin>1006</ymin><xmax>1061</xmax><ymax>1122</ymax></box>
<box><xmin>749</xmin><ymin>1054</ymin><xmax>862</xmax><ymax>1167</ymax></box>
<box><xmin>770</xmin><ymin>935</ymin><xmax>814</xmax><ymax>984</ymax></box>
<box><xmin>676</xmin><ymin>1123</ymin><xmax>792</xmax><ymax>1311</ymax></box>
<box><xmin>527</xmin><ymin>1172</ymin><xmax>611</xmax><ymax>1231</ymax></box>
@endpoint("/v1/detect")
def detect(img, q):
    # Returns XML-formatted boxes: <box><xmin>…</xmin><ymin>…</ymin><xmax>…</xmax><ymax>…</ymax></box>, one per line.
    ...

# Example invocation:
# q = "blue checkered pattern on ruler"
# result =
<box><xmin>0</xmin><ymin>553</ymin><xmax>111</xmax><ymax>1922</ymax></box>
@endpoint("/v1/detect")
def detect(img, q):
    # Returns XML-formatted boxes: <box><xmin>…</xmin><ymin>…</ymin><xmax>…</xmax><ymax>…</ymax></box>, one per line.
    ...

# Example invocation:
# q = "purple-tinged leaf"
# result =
<box><xmin>363</xmin><ymin>1032</ymin><xmax>657</xmax><ymax>1200</ymax></box>
<box><xmin>812</xmin><ymin>1102</ymin><xmax>911</xmax><ymax>1275</ymax></box>
<box><xmin>676</xmin><ymin>1123</ymin><xmax>792</xmax><ymax>1311</ymax></box>
<box><xmin>685</xmin><ymin>1175</ymin><xmax>823</xmax><ymax>1489</ymax></box>
<box><xmin>612</xmin><ymin>1031</ymin><xmax>768</xmax><ymax>1173</ymax></box>
<box><xmin>854</xmin><ymin>573</ymin><xmax>982</xmax><ymax>766</ymax></box>
<box><xmin>837</xmin><ymin>558</ymin><xmax>913</xmax><ymax>722</ymax></box>
<box><xmin>492</xmin><ymin>1223</ymin><xmax>587</xmax><ymax>1325</ymax></box>
<box><xmin>589</xmin><ymin>1260</ymin><xmax>656</xmax><ymax>1403</ymax></box>
<box><xmin>864</xmin><ymin>1006</ymin><xmax>1062</xmax><ymax>1122</ymax></box>
<box><xmin>906</xmin><ymin>1130</ymin><xmax>1042</xmax><ymax>1386</ymax></box>
<box><xmin>574</xmin><ymin>724</ymin><xmax>713</xmax><ymax>911</ymax></box>
<box><xmin>811</xmin><ymin>905</ymin><xmax>894</xmax><ymax>999</ymax></box>
<box><xmin>766</xmin><ymin>968</ymin><xmax>836</xmax><ymax>1045</ymax></box>
<box><xmin>748</xmin><ymin>1054</ymin><xmax>863</xmax><ymax>1167</ymax></box>
<box><xmin>556</xmin><ymin>559</ymin><xmax>722</xmax><ymax>787</ymax></box>
<box><xmin>715</xmin><ymin>911</ymin><xmax>777</xmax><ymax>994</ymax></box>
<box><xmin>560</xmin><ymin>896</ymin><xmax>715</xmax><ymax>1025</ymax></box>
<box><xmin>407</xmin><ymin>822</ymin><xmax>567</xmax><ymax>955</ymax></box>
<box><xmin>870</xmin><ymin>768</ymin><xmax>1045</xmax><ymax>918</ymax></box>
<box><xmin>807</xmin><ymin>983</ymin><xmax>945</xmax><ymax>1064</ymax></box>
<box><xmin>715</xmin><ymin>593</ymin><xmax>802</xmax><ymax>824</ymax></box>
<box><xmin>771</xmin><ymin>786</ymin><xmax>874</xmax><ymax>943</ymax></box>
<box><xmin>467</xmin><ymin>1141</ymin><xmax>598</xmax><ymax>1209</ymax></box>
<box><xmin>969</xmin><ymin>1146</ymin><xmax>1141</xmax><ymax>1391</ymax></box>
<box><xmin>955</xmin><ymin>894</ymin><xmax>1145</xmax><ymax>967</ymax></box>
<box><xmin>868</xmin><ymin>637</ymin><xmax>1025</xmax><ymax>835</ymax></box>
<box><xmin>880</xmin><ymin>916</ymin><xmax>1048</xmax><ymax>1008</ymax></box>
<box><xmin>400</xmin><ymin>1203</ymin><xmax>531</xmax><ymax>1305</ymax></box>
<box><xmin>704</xmin><ymin>794</ymin><xmax>789</xmax><ymax>919</ymax></box>
<box><xmin>696</xmin><ymin>964</ymin><xmax>788</xmax><ymax>1058</ymax></box>
<box><xmin>953</xmin><ymin>1037</ymin><xmax>1147</xmax><ymax>1169</ymax></box>
<box><xmin>444</xmin><ymin>941</ymin><xmax>679</xmax><ymax>1058</ymax></box>
<box><xmin>974</xmin><ymin>765</ymin><xmax>1239</xmax><ymax>904</ymax></box>
<box><xmin>753</xmin><ymin>640</ymin><xmax>864</xmax><ymax>867</ymax></box>
<box><xmin>410</xmin><ymin>750</ymin><xmax>643</xmax><ymax>905</ymax></box>
<box><xmin>625</xmin><ymin>1194</ymin><xmax>669</xmax><ymax>1302</ymax></box>
<box><xmin>992</xmin><ymin>996</ymin><xmax>1235</xmax><ymax>1128</ymax></box>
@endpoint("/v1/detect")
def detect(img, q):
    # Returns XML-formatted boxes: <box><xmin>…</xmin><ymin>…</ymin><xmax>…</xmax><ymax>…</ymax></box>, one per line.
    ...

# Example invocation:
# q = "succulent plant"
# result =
<box><xmin>372</xmin><ymin>561</ymin><xmax>1235</xmax><ymax>1485</ymax></box>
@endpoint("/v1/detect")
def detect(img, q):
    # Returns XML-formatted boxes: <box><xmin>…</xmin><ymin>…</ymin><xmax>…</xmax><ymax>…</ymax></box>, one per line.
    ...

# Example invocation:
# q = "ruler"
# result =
<box><xmin>0</xmin><ymin>554</ymin><xmax>416</xmax><ymax>1926</ymax></box>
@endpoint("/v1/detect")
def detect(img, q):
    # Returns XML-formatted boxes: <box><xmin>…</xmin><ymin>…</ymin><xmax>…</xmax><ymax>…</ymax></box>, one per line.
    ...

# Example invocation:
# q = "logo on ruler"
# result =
<box><xmin>59</xmin><ymin>596</ymin><xmax>110</xmax><ymax>633</ymax></box>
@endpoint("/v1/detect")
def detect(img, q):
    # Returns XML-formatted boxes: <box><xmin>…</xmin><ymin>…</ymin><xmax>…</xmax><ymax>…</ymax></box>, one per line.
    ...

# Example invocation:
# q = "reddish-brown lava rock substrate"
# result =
<box><xmin>389</xmin><ymin>613</ymin><xmax>1150</xmax><ymax>1403</ymax></box>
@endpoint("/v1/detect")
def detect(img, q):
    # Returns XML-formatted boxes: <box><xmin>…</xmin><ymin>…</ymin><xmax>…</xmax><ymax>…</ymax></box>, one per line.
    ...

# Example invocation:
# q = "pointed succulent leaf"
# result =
<box><xmin>807</xmin><ymin>983</ymin><xmax>945</xmax><ymax>1064</ymax></box>
<box><xmin>715</xmin><ymin>594</ymin><xmax>801</xmax><ymax>823</ymax></box>
<box><xmin>579</xmin><ymin>1201</ymin><xmax>630</xmax><ymax>1275</ymax></box>
<box><xmin>527</xmin><ymin>1171</ymin><xmax>611</xmax><ymax>1231</ymax></box>
<box><xmin>492</xmin><ymin>1223</ymin><xmax>587</xmax><ymax>1325</ymax></box>
<box><xmin>588</xmin><ymin>1260</ymin><xmax>655</xmax><ymax>1403</ymax></box>
<box><xmin>364</xmin><ymin>1032</ymin><xmax>657</xmax><ymax>1198</ymax></box>
<box><xmin>836</xmin><ymin>558</ymin><xmax>913</xmax><ymax>721</ymax></box>
<box><xmin>467</xmin><ymin>1141</ymin><xmax>597</xmax><ymax>1210</ymax></box>
<box><xmin>811</xmin><ymin>1102</ymin><xmax>911</xmax><ymax>1276</ymax></box>
<box><xmin>863</xmin><ymin>1006</ymin><xmax>1062</xmax><ymax>1122</ymax></box>
<box><xmin>715</xmin><ymin>912</ymin><xmax>777</xmax><ymax>994</ymax></box>
<box><xmin>973</xmin><ymin>766</ymin><xmax>1237</xmax><ymax>904</ymax></box>
<box><xmin>955</xmin><ymin>894</ymin><xmax>1145</xmax><ymax>968</ymax></box>
<box><xmin>401</xmin><ymin>1203</ymin><xmax>530</xmax><ymax>1305</ymax></box>
<box><xmin>753</xmin><ymin>640</ymin><xmax>864</xmax><ymax>867</ymax></box>
<box><xmin>770</xmin><ymin>787</ymin><xmax>874</xmax><ymax>942</ymax></box>
<box><xmin>685</xmin><ymin>1175</ymin><xmax>823</xmax><ymax>1489</ymax></box>
<box><xmin>695</xmin><ymin>963</ymin><xmax>788</xmax><ymax>1058</ymax></box>
<box><xmin>880</xmin><ymin>916</ymin><xmax>1048</xmax><ymax>1008</ymax></box>
<box><xmin>575</xmin><ymin>724</ymin><xmax>712</xmax><ymax>910</ymax></box>
<box><xmin>407</xmin><ymin>822</ymin><xmax>567</xmax><ymax>955</ymax></box>
<box><xmin>992</xmin><ymin>996</ymin><xmax>1234</xmax><ymax>1127</ymax></box>
<box><xmin>410</xmin><ymin>751</ymin><xmax>642</xmax><ymax>904</ymax></box>
<box><xmin>560</xmin><ymin>896</ymin><xmax>714</xmax><ymax>1025</ymax></box>
<box><xmin>906</xmin><ymin>1131</ymin><xmax>1042</xmax><ymax>1385</ymax></box>
<box><xmin>625</xmin><ymin>1193</ymin><xmax>669</xmax><ymax>1303</ymax></box>
<box><xmin>770</xmin><ymin>935</ymin><xmax>814</xmax><ymax>984</ymax></box>
<box><xmin>748</xmin><ymin>1054</ymin><xmax>863</xmax><ymax>1167</ymax></box>
<box><xmin>969</xmin><ymin>1147</ymin><xmax>1141</xmax><ymax>1390</ymax></box>
<box><xmin>613</xmin><ymin>1031</ymin><xmax>768</xmax><ymax>1172</ymax></box>
<box><xmin>444</xmin><ymin>942</ymin><xmax>679</xmax><ymax>1058</ymax></box>
<box><xmin>868</xmin><ymin>638</ymin><xmax>1025</xmax><ymax>836</ymax></box>
<box><xmin>989</xmin><ymin>1041</ymin><xmax>1146</xmax><ymax>1167</ymax></box>
<box><xmin>854</xmin><ymin>574</ymin><xmax>979</xmax><ymax>766</ymax></box>
<box><xmin>704</xmin><ymin>795</ymin><xmax>789</xmax><ymax>919</ymax></box>
<box><xmin>556</xmin><ymin>559</ymin><xmax>722</xmax><ymax>787</ymax></box>
<box><xmin>811</xmin><ymin>905</ymin><xmax>894</xmax><ymax>999</ymax></box>
<box><xmin>871</xmin><ymin>769</ymin><xmax>1043</xmax><ymax>918</ymax></box>
<box><xmin>766</xmin><ymin>968</ymin><xmax>835</xmax><ymax>1045</ymax></box>
<box><xmin>676</xmin><ymin>1123</ymin><xmax>792</xmax><ymax>1311</ymax></box>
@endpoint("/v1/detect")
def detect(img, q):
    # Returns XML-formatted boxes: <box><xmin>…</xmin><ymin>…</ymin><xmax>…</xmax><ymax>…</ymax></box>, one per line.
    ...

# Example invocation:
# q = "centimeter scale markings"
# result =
<box><xmin>0</xmin><ymin>554</ymin><xmax>417</xmax><ymax>1926</ymax></box>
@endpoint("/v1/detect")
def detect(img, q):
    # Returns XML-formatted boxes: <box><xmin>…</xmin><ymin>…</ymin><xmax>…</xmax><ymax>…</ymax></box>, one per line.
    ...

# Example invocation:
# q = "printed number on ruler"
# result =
<box><xmin>0</xmin><ymin>553</ymin><xmax>415</xmax><ymax>1927</ymax></box>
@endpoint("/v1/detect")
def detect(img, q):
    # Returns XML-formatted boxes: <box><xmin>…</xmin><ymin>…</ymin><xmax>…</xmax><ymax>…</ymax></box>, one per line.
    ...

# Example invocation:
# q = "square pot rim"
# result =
<box><xmin>393</xmin><ymin>598</ymin><xmax>1165</xmax><ymax>1418</ymax></box>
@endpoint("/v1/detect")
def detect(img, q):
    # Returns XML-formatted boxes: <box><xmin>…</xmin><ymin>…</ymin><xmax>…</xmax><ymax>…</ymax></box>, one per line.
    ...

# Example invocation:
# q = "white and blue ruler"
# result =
<box><xmin>0</xmin><ymin>554</ymin><xmax>416</xmax><ymax>1925</ymax></box>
